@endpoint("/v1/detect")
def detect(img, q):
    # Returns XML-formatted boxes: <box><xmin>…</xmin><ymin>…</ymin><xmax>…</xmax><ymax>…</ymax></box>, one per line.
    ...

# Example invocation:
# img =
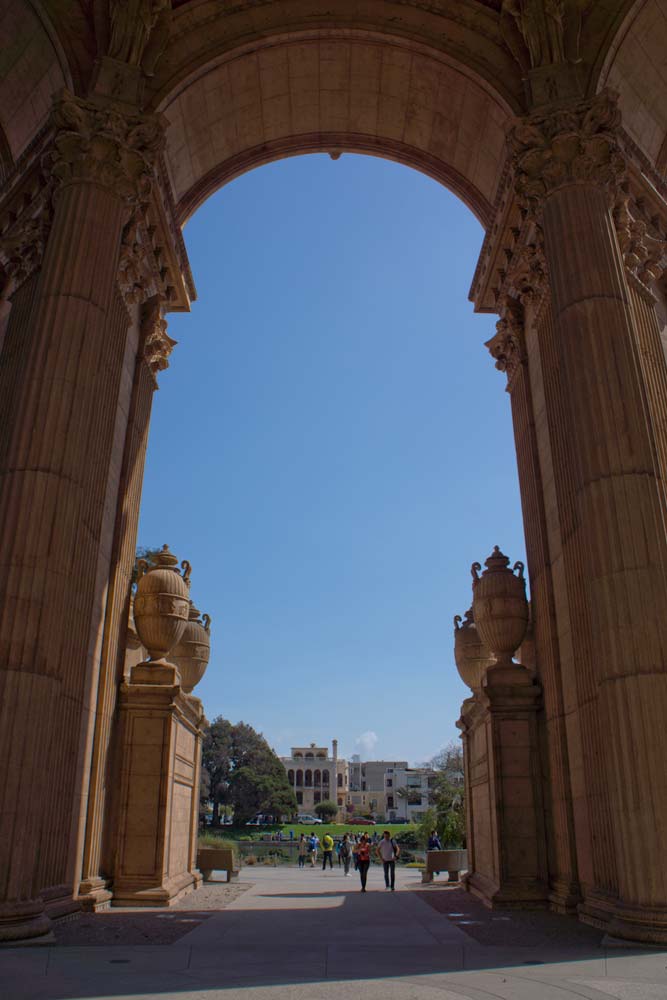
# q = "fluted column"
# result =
<box><xmin>511</xmin><ymin>91</ymin><xmax>667</xmax><ymax>943</ymax></box>
<box><xmin>0</xmin><ymin>92</ymin><xmax>164</xmax><ymax>941</ymax></box>
<box><xmin>486</xmin><ymin>299</ymin><xmax>580</xmax><ymax>913</ymax></box>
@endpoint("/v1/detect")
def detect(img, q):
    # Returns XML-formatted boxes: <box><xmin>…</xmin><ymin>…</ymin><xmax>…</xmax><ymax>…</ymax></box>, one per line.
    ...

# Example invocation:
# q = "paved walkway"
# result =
<box><xmin>3</xmin><ymin>866</ymin><xmax>667</xmax><ymax>999</ymax></box>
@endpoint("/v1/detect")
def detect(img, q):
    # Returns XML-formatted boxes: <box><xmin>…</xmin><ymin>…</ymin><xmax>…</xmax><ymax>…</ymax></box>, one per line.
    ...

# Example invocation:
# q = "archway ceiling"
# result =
<box><xmin>160</xmin><ymin>35</ymin><xmax>510</xmax><ymax>226</ymax></box>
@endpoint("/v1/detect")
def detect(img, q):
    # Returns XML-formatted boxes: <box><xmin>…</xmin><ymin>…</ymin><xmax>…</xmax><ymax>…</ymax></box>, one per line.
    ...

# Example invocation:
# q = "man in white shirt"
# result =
<box><xmin>376</xmin><ymin>830</ymin><xmax>400</xmax><ymax>890</ymax></box>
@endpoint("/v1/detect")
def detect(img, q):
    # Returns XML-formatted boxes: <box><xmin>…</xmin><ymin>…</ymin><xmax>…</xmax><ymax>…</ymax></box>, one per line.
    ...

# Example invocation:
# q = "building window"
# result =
<box><xmin>322</xmin><ymin>770</ymin><xmax>329</xmax><ymax>785</ymax></box>
<box><xmin>314</xmin><ymin>769</ymin><xmax>321</xmax><ymax>787</ymax></box>
<box><xmin>337</xmin><ymin>797</ymin><xmax>343</xmax><ymax>806</ymax></box>
<box><xmin>387</xmin><ymin>796</ymin><xmax>394</xmax><ymax>809</ymax></box>
<box><xmin>296</xmin><ymin>791</ymin><xmax>303</xmax><ymax>805</ymax></box>
<box><xmin>386</xmin><ymin>778</ymin><xmax>392</xmax><ymax>787</ymax></box>
<box><xmin>296</xmin><ymin>769</ymin><xmax>303</xmax><ymax>786</ymax></box>
<box><xmin>337</xmin><ymin>773</ymin><xmax>343</xmax><ymax>787</ymax></box>
<box><xmin>288</xmin><ymin>769</ymin><xmax>294</xmax><ymax>784</ymax></box>
<box><xmin>305</xmin><ymin>770</ymin><xmax>312</xmax><ymax>787</ymax></box>
<box><xmin>314</xmin><ymin>791</ymin><xmax>321</xmax><ymax>804</ymax></box>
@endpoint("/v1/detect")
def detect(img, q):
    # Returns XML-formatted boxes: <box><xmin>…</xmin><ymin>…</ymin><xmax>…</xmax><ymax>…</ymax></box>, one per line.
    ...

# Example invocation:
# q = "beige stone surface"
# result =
<box><xmin>4</xmin><ymin>0</ymin><xmax>667</xmax><ymax>952</ymax></box>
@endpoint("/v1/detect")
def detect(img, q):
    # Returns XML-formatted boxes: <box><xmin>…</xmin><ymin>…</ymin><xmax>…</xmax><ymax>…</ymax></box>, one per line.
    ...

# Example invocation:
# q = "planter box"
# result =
<box><xmin>421</xmin><ymin>849</ymin><xmax>468</xmax><ymax>884</ymax></box>
<box><xmin>197</xmin><ymin>847</ymin><xmax>239</xmax><ymax>883</ymax></box>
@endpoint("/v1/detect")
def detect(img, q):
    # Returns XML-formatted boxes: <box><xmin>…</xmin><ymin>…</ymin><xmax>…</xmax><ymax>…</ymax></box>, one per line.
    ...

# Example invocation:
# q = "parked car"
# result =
<box><xmin>297</xmin><ymin>814</ymin><xmax>322</xmax><ymax>824</ymax></box>
<box><xmin>348</xmin><ymin>817</ymin><xmax>376</xmax><ymax>825</ymax></box>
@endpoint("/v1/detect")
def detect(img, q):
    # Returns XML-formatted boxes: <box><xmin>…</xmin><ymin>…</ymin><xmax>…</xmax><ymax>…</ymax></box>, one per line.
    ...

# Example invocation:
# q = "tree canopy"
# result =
<box><xmin>314</xmin><ymin>800</ymin><xmax>338</xmax><ymax>822</ymax></box>
<box><xmin>201</xmin><ymin>717</ymin><xmax>297</xmax><ymax>824</ymax></box>
<box><xmin>425</xmin><ymin>741</ymin><xmax>466</xmax><ymax>848</ymax></box>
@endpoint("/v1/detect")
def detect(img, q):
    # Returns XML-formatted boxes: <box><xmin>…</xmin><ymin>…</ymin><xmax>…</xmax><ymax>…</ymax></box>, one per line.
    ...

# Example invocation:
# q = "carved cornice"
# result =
<box><xmin>485</xmin><ymin>297</ymin><xmax>527</xmax><ymax>391</ymax></box>
<box><xmin>140</xmin><ymin>294</ymin><xmax>177</xmax><ymax>387</ymax></box>
<box><xmin>508</xmin><ymin>90</ymin><xmax>626</xmax><ymax>215</ymax></box>
<box><xmin>46</xmin><ymin>90</ymin><xmax>165</xmax><ymax>205</ymax></box>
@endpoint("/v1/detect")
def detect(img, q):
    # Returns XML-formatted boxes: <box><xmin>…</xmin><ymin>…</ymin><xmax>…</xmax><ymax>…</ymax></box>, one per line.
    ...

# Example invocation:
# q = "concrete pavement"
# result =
<box><xmin>2</xmin><ymin>865</ymin><xmax>667</xmax><ymax>999</ymax></box>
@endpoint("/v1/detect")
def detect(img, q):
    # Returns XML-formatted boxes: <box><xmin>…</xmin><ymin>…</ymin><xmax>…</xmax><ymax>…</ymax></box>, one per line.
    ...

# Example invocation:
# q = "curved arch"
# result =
<box><xmin>0</xmin><ymin>1</ymin><xmax>70</xmax><ymax>160</ymax></box>
<box><xmin>157</xmin><ymin>31</ymin><xmax>514</xmax><ymax>229</ymax></box>
<box><xmin>314</xmin><ymin>769</ymin><xmax>321</xmax><ymax>787</ymax></box>
<box><xmin>296</xmin><ymin>769</ymin><xmax>303</xmax><ymax>787</ymax></box>
<box><xmin>597</xmin><ymin>0</ymin><xmax>667</xmax><ymax>169</ymax></box>
<box><xmin>305</xmin><ymin>770</ymin><xmax>312</xmax><ymax>787</ymax></box>
<box><xmin>287</xmin><ymin>769</ymin><xmax>295</xmax><ymax>784</ymax></box>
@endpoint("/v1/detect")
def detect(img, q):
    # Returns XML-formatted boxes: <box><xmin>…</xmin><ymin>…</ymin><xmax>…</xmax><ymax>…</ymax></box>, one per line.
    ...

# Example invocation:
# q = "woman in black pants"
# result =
<box><xmin>354</xmin><ymin>833</ymin><xmax>371</xmax><ymax>892</ymax></box>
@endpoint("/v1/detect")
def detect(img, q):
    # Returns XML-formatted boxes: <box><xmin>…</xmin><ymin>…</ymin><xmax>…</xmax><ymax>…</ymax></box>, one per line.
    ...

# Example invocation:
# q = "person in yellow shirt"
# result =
<box><xmin>321</xmin><ymin>832</ymin><xmax>334</xmax><ymax>870</ymax></box>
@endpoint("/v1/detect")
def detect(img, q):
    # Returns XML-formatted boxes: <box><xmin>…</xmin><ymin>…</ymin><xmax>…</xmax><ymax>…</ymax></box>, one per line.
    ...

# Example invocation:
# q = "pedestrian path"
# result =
<box><xmin>3</xmin><ymin>865</ymin><xmax>667</xmax><ymax>999</ymax></box>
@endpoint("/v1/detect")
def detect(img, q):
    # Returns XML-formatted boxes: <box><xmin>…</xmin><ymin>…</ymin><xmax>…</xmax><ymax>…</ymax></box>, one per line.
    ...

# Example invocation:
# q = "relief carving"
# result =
<box><xmin>501</xmin><ymin>0</ymin><xmax>587</xmax><ymax>71</ymax></box>
<box><xmin>508</xmin><ymin>90</ymin><xmax>626</xmax><ymax>215</ymax></box>
<box><xmin>141</xmin><ymin>294</ymin><xmax>176</xmax><ymax>385</ymax></box>
<box><xmin>108</xmin><ymin>0</ymin><xmax>171</xmax><ymax>77</ymax></box>
<box><xmin>485</xmin><ymin>298</ymin><xmax>527</xmax><ymax>391</ymax></box>
<box><xmin>0</xmin><ymin>213</ymin><xmax>52</xmax><ymax>298</ymax></box>
<box><xmin>614</xmin><ymin>189</ymin><xmax>667</xmax><ymax>288</ymax></box>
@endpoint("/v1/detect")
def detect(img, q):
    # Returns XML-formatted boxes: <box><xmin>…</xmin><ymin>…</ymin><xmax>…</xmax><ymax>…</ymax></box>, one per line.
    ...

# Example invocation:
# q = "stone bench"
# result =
<box><xmin>196</xmin><ymin>846</ymin><xmax>239</xmax><ymax>883</ymax></box>
<box><xmin>421</xmin><ymin>849</ymin><xmax>468</xmax><ymax>884</ymax></box>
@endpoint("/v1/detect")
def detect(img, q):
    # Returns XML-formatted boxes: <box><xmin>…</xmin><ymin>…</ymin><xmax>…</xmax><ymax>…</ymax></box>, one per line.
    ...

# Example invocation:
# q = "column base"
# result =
<box><xmin>111</xmin><ymin>870</ymin><xmax>202</xmax><ymax>908</ymax></box>
<box><xmin>578</xmin><ymin>890</ymin><xmax>618</xmax><ymax>931</ymax></box>
<box><xmin>465</xmin><ymin>870</ymin><xmax>550</xmax><ymax>910</ymax></box>
<box><xmin>606</xmin><ymin>901</ymin><xmax>667</xmax><ymax>947</ymax></box>
<box><xmin>41</xmin><ymin>884</ymin><xmax>81</xmax><ymax>924</ymax></box>
<box><xmin>77</xmin><ymin>878</ymin><xmax>113</xmax><ymax>912</ymax></box>
<box><xmin>0</xmin><ymin>899</ymin><xmax>54</xmax><ymax>945</ymax></box>
<box><xmin>548</xmin><ymin>878</ymin><xmax>582</xmax><ymax>915</ymax></box>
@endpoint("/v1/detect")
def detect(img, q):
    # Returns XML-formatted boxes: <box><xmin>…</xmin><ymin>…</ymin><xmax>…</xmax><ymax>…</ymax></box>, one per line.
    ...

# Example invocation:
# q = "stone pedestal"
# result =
<box><xmin>462</xmin><ymin>665</ymin><xmax>549</xmax><ymax>909</ymax></box>
<box><xmin>111</xmin><ymin>663</ymin><xmax>204</xmax><ymax>906</ymax></box>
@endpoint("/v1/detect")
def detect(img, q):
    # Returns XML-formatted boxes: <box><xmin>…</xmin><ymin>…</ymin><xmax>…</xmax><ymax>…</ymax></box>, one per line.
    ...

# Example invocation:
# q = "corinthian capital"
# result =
<box><xmin>508</xmin><ymin>91</ymin><xmax>626</xmax><ymax>214</ymax></box>
<box><xmin>47</xmin><ymin>90</ymin><xmax>165</xmax><ymax>205</ymax></box>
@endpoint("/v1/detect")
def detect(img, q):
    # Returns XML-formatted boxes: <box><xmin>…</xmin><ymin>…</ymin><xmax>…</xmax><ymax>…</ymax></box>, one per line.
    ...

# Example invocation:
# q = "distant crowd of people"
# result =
<box><xmin>296</xmin><ymin>830</ymin><xmax>403</xmax><ymax>891</ymax></box>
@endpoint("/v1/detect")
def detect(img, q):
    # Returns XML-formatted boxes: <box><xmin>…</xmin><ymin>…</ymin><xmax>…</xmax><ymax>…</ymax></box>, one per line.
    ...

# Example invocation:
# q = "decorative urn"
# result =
<box><xmin>171</xmin><ymin>601</ymin><xmax>211</xmax><ymax>693</ymax></box>
<box><xmin>471</xmin><ymin>546</ymin><xmax>528</xmax><ymax>668</ymax></box>
<box><xmin>133</xmin><ymin>544</ymin><xmax>191</xmax><ymax>661</ymax></box>
<box><xmin>453</xmin><ymin>608</ymin><xmax>494</xmax><ymax>692</ymax></box>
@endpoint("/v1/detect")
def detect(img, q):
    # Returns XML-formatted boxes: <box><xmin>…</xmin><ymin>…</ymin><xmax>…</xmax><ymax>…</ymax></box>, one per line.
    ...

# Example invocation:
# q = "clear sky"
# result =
<box><xmin>137</xmin><ymin>152</ymin><xmax>526</xmax><ymax>766</ymax></box>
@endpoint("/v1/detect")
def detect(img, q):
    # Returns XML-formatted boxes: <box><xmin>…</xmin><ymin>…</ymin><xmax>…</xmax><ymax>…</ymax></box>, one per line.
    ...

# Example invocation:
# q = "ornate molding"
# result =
<box><xmin>140</xmin><ymin>294</ymin><xmax>176</xmax><ymax>387</ymax></box>
<box><xmin>508</xmin><ymin>90</ymin><xmax>626</xmax><ymax>215</ymax></box>
<box><xmin>485</xmin><ymin>297</ymin><xmax>527</xmax><ymax>392</ymax></box>
<box><xmin>46</xmin><ymin>90</ymin><xmax>165</xmax><ymax>205</ymax></box>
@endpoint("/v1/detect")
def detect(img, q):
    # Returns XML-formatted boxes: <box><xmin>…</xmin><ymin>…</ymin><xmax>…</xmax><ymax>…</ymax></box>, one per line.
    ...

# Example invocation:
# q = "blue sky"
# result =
<box><xmin>137</xmin><ymin>153</ymin><xmax>526</xmax><ymax>765</ymax></box>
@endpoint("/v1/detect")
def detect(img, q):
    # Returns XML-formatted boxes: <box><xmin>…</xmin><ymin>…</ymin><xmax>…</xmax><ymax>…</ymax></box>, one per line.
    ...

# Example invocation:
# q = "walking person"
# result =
<box><xmin>427</xmin><ymin>830</ymin><xmax>442</xmax><ymax>851</ymax></box>
<box><xmin>297</xmin><ymin>833</ymin><xmax>307</xmax><ymax>869</ymax></box>
<box><xmin>354</xmin><ymin>833</ymin><xmax>371</xmax><ymax>892</ymax></box>
<box><xmin>308</xmin><ymin>831</ymin><xmax>319</xmax><ymax>867</ymax></box>
<box><xmin>322</xmin><ymin>832</ymin><xmax>334</xmax><ymax>870</ymax></box>
<box><xmin>339</xmin><ymin>833</ymin><xmax>352</xmax><ymax>876</ymax></box>
<box><xmin>377</xmin><ymin>830</ymin><xmax>400</xmax><ymax>891</ymax></box>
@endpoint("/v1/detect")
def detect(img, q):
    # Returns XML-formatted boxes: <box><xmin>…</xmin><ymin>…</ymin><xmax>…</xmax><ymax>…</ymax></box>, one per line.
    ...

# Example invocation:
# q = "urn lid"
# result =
<box><xmin>472</xmin><ymin>545</ymin><xmax>524</xmax><ymax>582</ymax></box>
<box><xmin>138</xmin><ymin>544</ymin><xmax>191</xmax><ymax>583</ymax></box>
<box><xmin>187</xmin><ymin>599</ymin><xmax>211</xmax><ymax>632</ymax></box>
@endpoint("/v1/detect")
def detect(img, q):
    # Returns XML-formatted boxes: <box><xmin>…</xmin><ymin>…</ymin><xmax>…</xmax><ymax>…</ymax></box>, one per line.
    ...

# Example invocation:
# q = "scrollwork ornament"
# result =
<box><xmin>46</xmin><ymin>90</ymin><xmax>165</xmax><ymax>207</ymax></box>
<box><xmin>508</xmin><ymin>91</ymin><xmax>626</xmax><ymax>217</ymax></box>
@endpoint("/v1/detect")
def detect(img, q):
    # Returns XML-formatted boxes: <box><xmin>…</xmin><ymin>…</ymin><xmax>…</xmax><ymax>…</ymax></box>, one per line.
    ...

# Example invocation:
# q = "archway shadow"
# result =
<box><xmin>6</xmin><ymin>879</ymin><xmax>665</xmax><ymax>1000</ymax></box>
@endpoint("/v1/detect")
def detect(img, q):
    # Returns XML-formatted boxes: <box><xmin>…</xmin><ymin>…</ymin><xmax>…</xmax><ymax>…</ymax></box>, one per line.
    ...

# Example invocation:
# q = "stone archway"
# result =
<box><xmin>1</xmin><ymin>0</ymin><xmax>667</xmax><ymax>947</ymax></box>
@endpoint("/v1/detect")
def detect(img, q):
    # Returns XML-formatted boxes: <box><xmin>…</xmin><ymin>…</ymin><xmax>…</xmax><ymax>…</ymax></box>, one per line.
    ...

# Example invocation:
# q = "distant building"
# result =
<box><xmin>279</xmin><ymin>743</ymin><xmax>435</xmax><ymax>822</ymax></box>
<box><xmin>280</xmin><ymin>741</ymin><xmax>348</xmax><ymax>819</ymax></box>
<box><xmin>385</xmin><ymin>765</ymin><xmax>436</xmax><ymax>822</ymax></box>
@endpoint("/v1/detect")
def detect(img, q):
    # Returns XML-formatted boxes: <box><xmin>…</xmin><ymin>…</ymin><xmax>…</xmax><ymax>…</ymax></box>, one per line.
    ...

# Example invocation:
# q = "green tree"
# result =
<box><xmin>132</xmin><ymin>545</ymin><xmax>163</xmax><ymax>586</ymax></box>
<box><xmin>201</xmin><ymin>717</ymin><xmax>297</xmax><ymax>825</ymax></box>
<box><xmin>425</xmin><ymin>741</ymin><xmax>466</xmax><ymax>848</ymax></box>
<box><xmin>314</xmin><ymin>800</ymin><xmax>338</xmax><ymax>822</ymax></box>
